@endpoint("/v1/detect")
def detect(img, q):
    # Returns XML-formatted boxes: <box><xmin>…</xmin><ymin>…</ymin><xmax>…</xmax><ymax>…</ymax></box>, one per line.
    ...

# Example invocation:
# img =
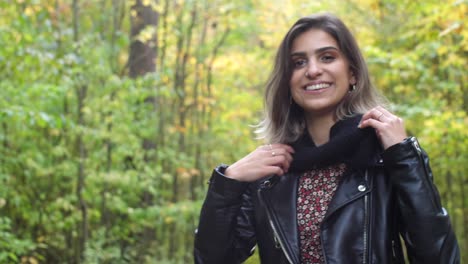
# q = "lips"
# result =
<box><xmin>304</xmin><ymin>82</ymin><xmax>331</xmax><ymax>91</ymax></box>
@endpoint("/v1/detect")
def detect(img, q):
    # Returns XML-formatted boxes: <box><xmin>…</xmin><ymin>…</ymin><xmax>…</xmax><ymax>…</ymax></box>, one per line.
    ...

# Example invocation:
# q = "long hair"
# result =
<box><xmin>255</xmin><ymin>13</ymin><xmax>387</xmax><ymax>143</ymax></box>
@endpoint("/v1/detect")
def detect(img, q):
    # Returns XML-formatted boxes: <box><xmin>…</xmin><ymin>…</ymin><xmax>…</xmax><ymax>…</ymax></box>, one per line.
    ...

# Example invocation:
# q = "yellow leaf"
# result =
<box><xmin>437</xmin><ymin>45</ymin><xmax>448</xmax><ymax>56</ymax></box>
<box><xmin>25</xmin><ymin>7</ymin><xmax>34</xmax><ymax>16</ymax></box>
<box><xmin>165</xmin><ymin>216</ymin><xmax>173</xmax><ymax>224</ymax></box>
<box><xmin>189</xmin><ymin>57</ymin><xmax>197</xmax><ymax>65</ymax></box>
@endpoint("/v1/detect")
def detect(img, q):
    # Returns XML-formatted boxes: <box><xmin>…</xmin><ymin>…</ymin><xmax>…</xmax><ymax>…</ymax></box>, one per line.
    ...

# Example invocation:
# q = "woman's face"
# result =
<box><xmin>289</xmin><ymin>29</ymin><xmax>355</xmax><ymax>118</ymax></box>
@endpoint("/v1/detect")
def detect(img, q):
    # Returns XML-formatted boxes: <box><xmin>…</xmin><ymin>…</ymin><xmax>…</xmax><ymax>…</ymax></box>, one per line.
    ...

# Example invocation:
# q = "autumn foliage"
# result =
<box><xmin>0</xmin><ymin>0</ymin><xmax>466</xmax><ymax>263</ymax></box>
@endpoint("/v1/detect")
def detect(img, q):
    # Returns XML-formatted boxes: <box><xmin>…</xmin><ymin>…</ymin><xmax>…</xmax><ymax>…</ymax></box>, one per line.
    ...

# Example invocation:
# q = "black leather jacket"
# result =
<box><xmin>194</xmin><ymin>137</ymin><xmax>460</xmax><ymax>263</ymax></box>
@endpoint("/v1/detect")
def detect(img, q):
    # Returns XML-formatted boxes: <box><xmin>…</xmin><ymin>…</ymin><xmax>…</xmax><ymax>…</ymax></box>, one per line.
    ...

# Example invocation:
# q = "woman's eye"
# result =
<box><xmin>321</xmin><ymin>55</ymin><xmax>335</xmax><ymax>62</ymax></box>
<box><xmin>293</xmin><ymin>59</ymin><xmax>307</xmax><ymax>68</ymax></box>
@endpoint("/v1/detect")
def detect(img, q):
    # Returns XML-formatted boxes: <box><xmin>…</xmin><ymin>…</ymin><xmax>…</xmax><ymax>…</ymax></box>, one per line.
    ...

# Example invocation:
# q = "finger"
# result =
<box><xmin>375</xmin><ymin>107</ymin><xmax>405</xmax><ymax>126</ymax></box>
<box><xmin>360</xmin><ymin>107</ymin><xmax>385</xmax><ymax>127</ymax></box>
<box><xmin>254</xmin><ymin>144</ymin><xmax>294</xmax><ymax>172</ymax></box>
<box><xmin>263</xmin><ymin>154</ymin><xmax>292</xmax><ymax>173</ymax></box>
<box><xmin>375</xmin><ymin>106</ymin><xmax>392</xmax><ymax>116</ymax></box>
<box><xmin>268</xmin><ymin>143</ymin><xmax>295</xmax><ymax>153</ymax></box>
<box><xmin>266</xmin><ymin>147</ymin><xmax>293</xmax><ymax>159</ymax></box>
<box><xmin>267</xmin><ymin>151</ymin><xmax>293</xmax><ymax>172</ymax></box>
<box><xmin>257</xmin><ymin>144</ymin><xmax>290</xmax><ymax>156</ymax></box>
<box><xmin>360</xmin><ymin>108</ymin><xmax>379</xmax><ymax>123</ymax></box>
<box><xmin>372</xmin><ymin>109</ymin><xmax>386</xmax><ymax>122</ymax></box>
<box><xmin>375</xmin><ymin>106</ymin><xmax>399</xmax><ymax>121</ymax></box>
<box><xmin>358</xmin><ymin>117</ymin><xmax>385</xmax><ymax>130</ymax></box>
<box><xmin>264</xmin><ymin>166</ymin><xmax>284</xmax><ymax>176</ymax></box>
<box><xmin>258</xmin><ymin>144</ymin><xmax>273</xmax><ymax>151</ymax></box>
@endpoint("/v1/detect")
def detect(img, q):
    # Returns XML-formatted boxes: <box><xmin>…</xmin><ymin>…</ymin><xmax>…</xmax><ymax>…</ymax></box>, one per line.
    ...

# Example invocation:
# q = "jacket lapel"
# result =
<box><xmin>259</xmin><ymin>174</ymin><xmax>300</xmax><ymax>264</ymax></box>
<box><xmin>325</xmin><ymin>169</ymin><xmax>372</xmax><ymax>220</ymax></box>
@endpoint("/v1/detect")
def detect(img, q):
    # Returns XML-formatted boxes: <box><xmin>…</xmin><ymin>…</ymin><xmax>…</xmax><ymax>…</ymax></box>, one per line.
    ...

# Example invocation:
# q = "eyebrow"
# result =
<box><xmin>290</xmin><ymin>46</ymin><xmax>340</xmax><ymax>57</ymax></box>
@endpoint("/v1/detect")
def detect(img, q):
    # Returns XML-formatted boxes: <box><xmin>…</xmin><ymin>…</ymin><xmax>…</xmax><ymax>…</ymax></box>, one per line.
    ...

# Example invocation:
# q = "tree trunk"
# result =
<box><xmin>75</xmin><ymin>82</ymin><xmax>88</xmax><ymax>264</ymax></box>
<box><xmin>191</xmin><ymin>8</ymin><xmax>208</xmax><ymax>201</ymax></box>
<box><xmin>128</xmin><ymin>0</ymin><xmax>158</xmax><ymax>78</ymax></box>
<box><xmin>73</xmin><ymin>1</ymin><xmax>88</xmax><ymax>262</ymax></box>
<box><xmin>128</xmin><ymin>1</ymin><xmax>159</xmax><ymax>261</ymax></box>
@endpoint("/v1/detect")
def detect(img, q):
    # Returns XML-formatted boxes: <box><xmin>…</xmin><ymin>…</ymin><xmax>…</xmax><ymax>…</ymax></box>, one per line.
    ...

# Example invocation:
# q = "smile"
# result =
<box><xmin>305</xmin><ymin>83</ymin><xmax>331</xmax><ymax>91</ymax></box>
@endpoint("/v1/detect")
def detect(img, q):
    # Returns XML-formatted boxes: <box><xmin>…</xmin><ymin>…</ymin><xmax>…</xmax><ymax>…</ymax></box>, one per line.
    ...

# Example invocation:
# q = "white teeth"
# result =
<box><xmin>305</xmin><ymin>83</ymin><xmax>330</xmax><ymax>90</ymax></box>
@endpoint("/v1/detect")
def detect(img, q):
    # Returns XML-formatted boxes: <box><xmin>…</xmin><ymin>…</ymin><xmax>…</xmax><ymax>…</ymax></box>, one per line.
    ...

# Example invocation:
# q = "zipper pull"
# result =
<box><xmin>261</xmin><ymin>179</ymin><xmax>272</xmax><ymax>189</ymax></box>
<box><xmin>260</xmin><ymin>175</ymin><xmax>278</xmax><ymax>189</ymax></box>
<box><xmin>273</xmin><ymin>233</ymin><xmax>281</xmax><ymax>249</ymax></box>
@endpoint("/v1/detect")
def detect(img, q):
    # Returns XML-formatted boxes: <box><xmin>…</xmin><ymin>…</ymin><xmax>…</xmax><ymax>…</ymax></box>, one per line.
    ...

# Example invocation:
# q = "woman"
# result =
<box><xmin>194</xmin><ymin>13</ymin><xmax>460</xmax><ymax>264</ymax></box>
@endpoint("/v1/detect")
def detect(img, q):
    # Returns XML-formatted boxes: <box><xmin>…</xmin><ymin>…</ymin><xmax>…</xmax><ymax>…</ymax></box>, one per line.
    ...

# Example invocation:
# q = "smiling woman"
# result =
<box><xmin>289</xmin><ymin>29</ymin><xmax>355</xmax><ymax>144</ymax></box>
<box><xmin>194</xmin><ymin>13</ymin><xmax>460</xmax><ymax>264</ymax></box>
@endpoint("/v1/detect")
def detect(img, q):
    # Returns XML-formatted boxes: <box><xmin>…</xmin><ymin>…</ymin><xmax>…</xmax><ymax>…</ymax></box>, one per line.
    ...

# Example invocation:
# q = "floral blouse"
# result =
<box><xmin>297</xmin><ymin>163</ymin><xmax>347</xmax><ymax>263</ymax></box>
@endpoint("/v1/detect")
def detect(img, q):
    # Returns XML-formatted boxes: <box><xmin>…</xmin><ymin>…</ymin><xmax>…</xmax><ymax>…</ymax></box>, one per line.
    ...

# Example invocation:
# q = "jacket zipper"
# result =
<box><xmin>320</xmin><ymin>233</ymin><xmax>328</xmax><ymax>264</ymax></box>
<box><xmin>362</xmin><ymin>170</ymin><xmax>369</xmax><ymax>264</ymax></box>
<box><xmin>410</xmin><ymin>137</ymin><xmax>441</xmax><ymax>211</ymax></box>
<box><xmin>258</xmin><ymin>184</ymin><xmax>295</xmax><ymax>264</ymax></box>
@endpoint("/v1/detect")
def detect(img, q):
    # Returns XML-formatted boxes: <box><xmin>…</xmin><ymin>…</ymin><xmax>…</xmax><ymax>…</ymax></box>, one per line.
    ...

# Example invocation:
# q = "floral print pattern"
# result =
<box><xmin>297</xmin><ymin>163</ymin><xmax>346</xmax><ymax>263</ymax></box>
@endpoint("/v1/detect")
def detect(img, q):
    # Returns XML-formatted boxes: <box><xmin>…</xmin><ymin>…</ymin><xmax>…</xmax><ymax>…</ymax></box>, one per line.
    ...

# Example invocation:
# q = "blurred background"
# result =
<box><xmin>0</xmin><ymin>0</ymin><xmax>466</xmax><ymax>263</ymax></box>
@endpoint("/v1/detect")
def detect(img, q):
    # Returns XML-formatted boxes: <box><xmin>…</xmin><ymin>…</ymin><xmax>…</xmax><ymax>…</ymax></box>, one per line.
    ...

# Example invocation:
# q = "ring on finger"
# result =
<box><xmin>377</xmin><ymin>112</ymin><xmax>384</xmax><ymax>120</ymax></box>
<box><xmin>271</xmin><ymin>151</ymin><xmax>276</xmax><ymax>157</ymax></box>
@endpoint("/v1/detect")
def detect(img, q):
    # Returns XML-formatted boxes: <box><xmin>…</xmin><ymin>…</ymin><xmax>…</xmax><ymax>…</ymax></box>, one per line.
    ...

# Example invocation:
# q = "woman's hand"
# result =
<box><xmin>358</xmin><ymin>106</ymin><xmax>407</xmax><ymax>150</ymax></box>
<box><xmin>224</xmin><ymin>143</ymin><xmax>295</xmax><ymax>182</ymax></box>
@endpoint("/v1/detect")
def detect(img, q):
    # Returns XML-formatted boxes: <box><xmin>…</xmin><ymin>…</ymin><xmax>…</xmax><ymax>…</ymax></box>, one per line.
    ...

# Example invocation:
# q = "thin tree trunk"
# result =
<box><xmin>73</xmin><ymin>1</ymin><xmax>88</xmax><ymax>262</ymax></box>
<box><xmin>1</xmin><ymin>122</ymin><xmax>7</xmax><ymax>150</ymax></box>
<box><xmin>198</xmin><ymin>27</ymin><xmax>230</xmax><ymax>189</ymax></box>
<box><xmin>56</xmin><ymin>2</ymin><xmax>72</xmax><ymax>259</ymax></box>
<box><xmin>191</xmin><ymin>6</ymin><xmax>208</xmax><ymax>201</ymax></box>
<box><xmin>101</xmin><ymin>108</ymin><xmax>113</xmax><ymax>239</ymax></box>
<box><xmin>157</xmin><ymin>0</ymin><xmax>170</xmax><ymax>172</ymax></box>
<box><xmin>168</xmin><ymin>3</ymin><xmax>198</xmax><ymax>259</ymax></box>
<box><xmin>75</xmin><ymin>84</ymin><xmax>88</xmax><ymax>264</ymax></box>
<box><xmin>172</xmin><ymin>1</ymin><xmax>193</xmax><ymax>203</ymax></box>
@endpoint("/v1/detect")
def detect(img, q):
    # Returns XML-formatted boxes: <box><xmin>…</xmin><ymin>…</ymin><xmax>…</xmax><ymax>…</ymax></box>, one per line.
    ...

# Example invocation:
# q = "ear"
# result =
<box><xmin>349</xmin><ymin>71</ymin><xmax>356</xmax><ymax>85</ymax></box>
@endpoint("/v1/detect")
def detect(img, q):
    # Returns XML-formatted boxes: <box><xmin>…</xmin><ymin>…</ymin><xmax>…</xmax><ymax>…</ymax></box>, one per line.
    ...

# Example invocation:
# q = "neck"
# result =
<box><xmin>305</xmin><ymin>112</ymin><xmax>336</xmax><ymax>146</ymax></box>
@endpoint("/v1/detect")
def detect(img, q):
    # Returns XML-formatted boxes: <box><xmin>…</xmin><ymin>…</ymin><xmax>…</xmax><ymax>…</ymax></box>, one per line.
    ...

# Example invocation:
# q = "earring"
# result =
<box><xmin>349</xmin><ymin>84</ymin><xmax>356</xmax><ymax>92</ymax></box>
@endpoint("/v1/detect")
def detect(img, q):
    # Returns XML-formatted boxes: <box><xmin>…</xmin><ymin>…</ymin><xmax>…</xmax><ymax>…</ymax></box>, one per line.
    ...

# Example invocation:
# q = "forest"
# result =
<box><xmin>0</xmin><ymin>0</ymin><xmax>466</xmax><ymax>263</ymax></box>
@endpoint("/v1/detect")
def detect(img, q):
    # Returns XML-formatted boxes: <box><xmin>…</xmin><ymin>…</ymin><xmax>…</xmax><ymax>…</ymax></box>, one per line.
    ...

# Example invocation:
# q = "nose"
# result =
<box><xmin>305</xmin><ymin>61</ymin><xmax>322</xmax><ymax>78</ymax></box>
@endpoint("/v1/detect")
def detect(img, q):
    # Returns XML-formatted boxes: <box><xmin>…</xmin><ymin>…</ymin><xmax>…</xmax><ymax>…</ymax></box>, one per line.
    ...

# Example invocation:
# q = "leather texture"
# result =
<box><xmin>194</xmin><ymin>138</ymin><xmax>460</xmax><ymax>264</ymax></box>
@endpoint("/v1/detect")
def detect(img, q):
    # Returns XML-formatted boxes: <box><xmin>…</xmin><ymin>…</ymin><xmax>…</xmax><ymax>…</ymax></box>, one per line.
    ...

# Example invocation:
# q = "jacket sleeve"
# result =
<box><xmin>382</xmin><ymin>137</ymin><xmax>460</xmax><ymax>264</ymax></box>
<box><xmin>194</xmin><ymin>165</ymin><xmax>257</xmax><ymax>264</ymax></box>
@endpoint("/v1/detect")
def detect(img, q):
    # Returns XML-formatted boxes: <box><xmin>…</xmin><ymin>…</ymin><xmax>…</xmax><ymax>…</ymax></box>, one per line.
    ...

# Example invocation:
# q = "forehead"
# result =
<box><xmin>290</xmin><ymin>29</ymin><xmax>339</xmax><ymax>53</ymax></box>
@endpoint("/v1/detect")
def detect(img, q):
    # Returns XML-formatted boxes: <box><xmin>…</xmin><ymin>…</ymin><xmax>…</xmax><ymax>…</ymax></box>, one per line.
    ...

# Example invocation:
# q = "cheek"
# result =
<box><xmin>290</xmin><ymin>71</ymin><xmax>301</xmax><ymax>87</ymax></box>
<box><xmin>290</xmin><ymin>83</ymin><xmax>303</xmax><ymax>104</ymax></box>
